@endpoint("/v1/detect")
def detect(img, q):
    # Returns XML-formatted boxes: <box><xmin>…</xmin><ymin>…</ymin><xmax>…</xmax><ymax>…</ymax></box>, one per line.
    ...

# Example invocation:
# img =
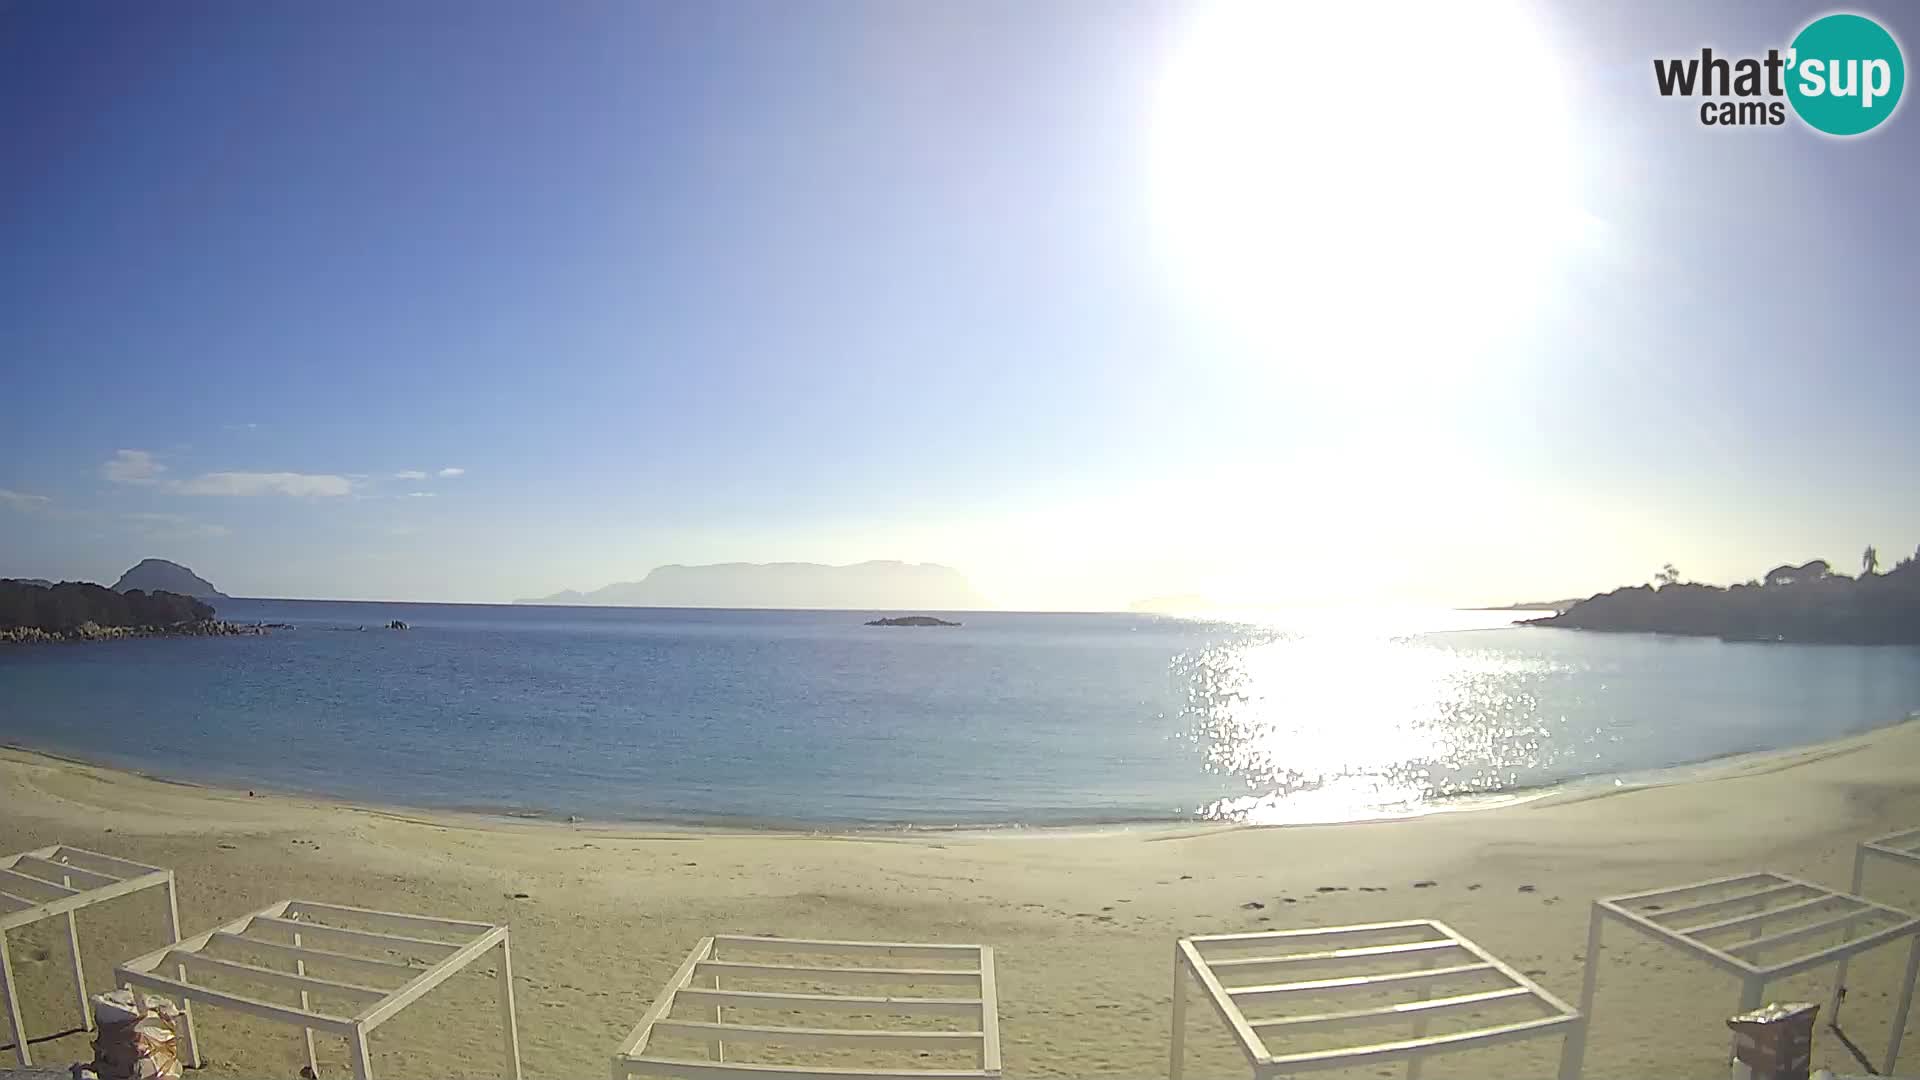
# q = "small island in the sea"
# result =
<box><xmin>865</xmin><ymin>615</ymin><xmax>961</xmax><ymax>627</ymax></box>
<box><xmin>1526</xmin><ymin>547</ymin><xmax>1920</xmax><ymax>645</ymax></box>
<box><xmin>112</xmin><ymin>557</ymin><xmax>228</xmax><ymax>600</ymax></box>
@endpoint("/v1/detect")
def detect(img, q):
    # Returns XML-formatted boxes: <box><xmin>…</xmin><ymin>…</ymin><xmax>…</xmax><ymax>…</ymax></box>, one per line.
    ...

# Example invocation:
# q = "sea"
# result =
<box><xmin>2</xmin><ymin>600</ymin><xmax>1918</xmax><ymax>829</ymax></box>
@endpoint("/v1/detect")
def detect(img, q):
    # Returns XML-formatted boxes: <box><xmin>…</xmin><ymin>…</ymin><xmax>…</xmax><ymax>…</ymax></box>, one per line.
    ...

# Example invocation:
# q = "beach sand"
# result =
<box><xmin>4</xmin><ymin>721</ymin><xmax>1920</xmax><ymax>1079</ymax></box>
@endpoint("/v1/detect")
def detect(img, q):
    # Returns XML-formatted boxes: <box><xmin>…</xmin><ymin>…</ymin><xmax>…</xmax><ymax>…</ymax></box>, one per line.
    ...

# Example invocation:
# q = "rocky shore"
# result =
<box><xmin>0</xmin><ymin>620</ymin><xmax>276</xmax><ymax>645</ymax></box>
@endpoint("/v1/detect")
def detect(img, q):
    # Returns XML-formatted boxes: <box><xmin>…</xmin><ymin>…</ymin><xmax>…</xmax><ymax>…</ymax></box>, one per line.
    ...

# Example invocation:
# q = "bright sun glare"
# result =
<box><xmin>1152</xmin><ymin>0</ymin><xmax>1583</xmax><ymax>378</ymax></box>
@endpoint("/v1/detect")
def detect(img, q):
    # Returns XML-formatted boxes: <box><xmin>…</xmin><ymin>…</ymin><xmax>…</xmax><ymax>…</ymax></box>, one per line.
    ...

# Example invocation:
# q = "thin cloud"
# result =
<box><xmin>100</xmin><ymin>449</ymin><xmax>354</xmax><ymax>498</ymax></box>
<box><xmin>394</xmin><ymin>470</ymin><xmax>429</xmax><ymax>480</ymax></box>
<box><xmin>406</xmin><ymin>491</ymin><xmax>435</xmax><ymax>498</ymax></box>
<box><xmin>177</xmin><ymin>471</ymin><xmax>353</xmax><ymax>497</ymax></box>
<box><xmin>103</xmin><ymin>449</ymin><xmax>166</xmax><ymax>485</ymax></box>
<box><xmin>0</xmin><ymin>489</ymin><xmax>51</xmax><ymax>511</ymax></box>
<box><xmin>437</xmin><ymin>467</ymin><xmax>465</xmax><ymax>478</ymax></box>
<box><xmin>124</xmin><ymin>512</ymin><xmax>230</xmax><ymax>539</ymax></box>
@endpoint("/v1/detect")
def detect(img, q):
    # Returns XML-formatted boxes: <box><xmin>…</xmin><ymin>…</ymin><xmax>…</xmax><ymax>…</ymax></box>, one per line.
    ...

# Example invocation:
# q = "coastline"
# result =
<box><xmin>0</xmin><ymin>619</ymin><xmax>273</xmax><ymax>645</ymax></box>
<box><xmin>6</xmin><ymin>719</ymin><xmax>1920</xmax><ymax>1077</ymax></box>
<box><xmin>8</xmin><ymin>706</ymin><xmax>1916</xmax><ymax>833</ymax></box>
<box><xmin>10</xmin><ymin>606</ymin><xmax>1915</xmax><ymax>828</ymax></box>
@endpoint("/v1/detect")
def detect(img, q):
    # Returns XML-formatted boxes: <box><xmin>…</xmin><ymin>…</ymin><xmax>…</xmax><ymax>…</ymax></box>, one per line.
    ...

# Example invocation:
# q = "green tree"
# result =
<box><xmin>1654</xmin><ymin>563</ymin><xmax>1681</xmax><ymax>587</ymax></box>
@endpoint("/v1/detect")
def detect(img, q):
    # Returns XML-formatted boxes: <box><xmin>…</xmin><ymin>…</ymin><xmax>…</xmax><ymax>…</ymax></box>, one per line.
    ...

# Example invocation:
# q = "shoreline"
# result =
<box><xmin>7</xmin><ymin>711</ymin><xmax>1917</xmax><ymax>838</ymax></box>
<box><xmin>7</xmin><ymin>719</ymin><xmax>1920</xmax><ymax>1077</ymax></box>
<box><xmin>0</xmin><ymin>619</ymin><xmax>275</xmax><ymax>645</ymax></box>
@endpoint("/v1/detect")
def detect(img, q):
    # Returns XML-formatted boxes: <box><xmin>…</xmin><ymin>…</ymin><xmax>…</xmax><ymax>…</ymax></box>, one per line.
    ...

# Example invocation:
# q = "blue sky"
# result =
<box><xmin>2</xmin><ymin>0</ymin><xmax>1916</xmax><ymax>608</ymax></box>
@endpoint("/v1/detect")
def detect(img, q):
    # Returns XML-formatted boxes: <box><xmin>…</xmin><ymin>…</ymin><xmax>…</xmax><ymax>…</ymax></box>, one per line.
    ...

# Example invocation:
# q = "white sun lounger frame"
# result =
<box><xmin>612</xmin><ymin>934</ymin><xmax>1001</xmax><ymax>1080</ymax></box>
<box><xmin>114</xmin><ymin>899</ymin><xmax>521</xmax><ymax>1080</ymax></box>
<box><xmin>1831</xmin><ymin>827</ymin><xmax>1920</xmax><ymax>1030</ymax></box>
<box><xmin>0</xmin><ymin>845</ymin><xmax>182</xmax><ymax>1068</ymax></box>
<box><xmin>1572</xmin><ymin>871</ymin><xmax>1920</xmax><ymax>1076</ymax></box>
<box><xmin>1170</xmin><ymin>920</ymin><xmax>1585</xmax><ymax>1080</ymax></box>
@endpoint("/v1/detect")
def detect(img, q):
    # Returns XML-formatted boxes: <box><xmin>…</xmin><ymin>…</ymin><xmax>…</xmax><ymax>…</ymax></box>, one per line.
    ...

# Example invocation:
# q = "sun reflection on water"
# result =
<box><xmin>1173</xmin><ymin>616</ymin><xmax>1580</xmax><ymax>824</ymax></box>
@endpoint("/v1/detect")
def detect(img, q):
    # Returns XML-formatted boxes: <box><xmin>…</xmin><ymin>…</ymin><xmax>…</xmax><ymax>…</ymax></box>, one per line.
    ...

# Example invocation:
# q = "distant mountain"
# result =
<box><xmin>2</xmin><ymin>578</ymin><xmax>54</xmax><ymax>588</ymax></box>
<box><xmin>518</xmin><ymin>561</ymin><xmax>986</xmax><ymax>610</ymax></box>
<box><xmin>112</xmin><ymin>558</ymin><xmax>227</xmax><ymax>599</ymax></box>
<box><xmin>531</xmin><ymin>589</ymin><xmax>590</xmax><ymax>605</ymax></box>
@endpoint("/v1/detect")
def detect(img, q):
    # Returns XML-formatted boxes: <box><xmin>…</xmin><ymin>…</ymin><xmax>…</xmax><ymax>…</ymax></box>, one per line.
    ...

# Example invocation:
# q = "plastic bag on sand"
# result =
<box><xmin>74</xmin><ymin>990</ymin><xmax>183</xmax><ymax>1080</ymax></box>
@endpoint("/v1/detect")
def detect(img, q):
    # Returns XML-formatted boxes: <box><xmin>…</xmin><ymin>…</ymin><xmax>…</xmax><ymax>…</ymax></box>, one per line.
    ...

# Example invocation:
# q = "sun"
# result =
<box><xmin>1151</xmin><ymin>0</ymin><xmax>1584</xmax><ymax>381</ymax></box>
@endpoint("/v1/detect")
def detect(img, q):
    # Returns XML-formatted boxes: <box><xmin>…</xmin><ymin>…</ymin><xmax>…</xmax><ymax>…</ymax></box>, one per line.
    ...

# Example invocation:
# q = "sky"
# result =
<box><xmin>2</xmin><ymin>0</ymin><xmax>1917</xmax><ymax>609</ymax></box>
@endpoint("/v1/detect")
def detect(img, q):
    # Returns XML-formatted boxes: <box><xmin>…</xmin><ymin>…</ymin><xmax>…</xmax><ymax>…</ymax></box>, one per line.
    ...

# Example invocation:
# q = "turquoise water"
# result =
<box><xmin>2</xmin><ymin>600</ymin><xmax>1918</xmax><ymax>826</ymax></box>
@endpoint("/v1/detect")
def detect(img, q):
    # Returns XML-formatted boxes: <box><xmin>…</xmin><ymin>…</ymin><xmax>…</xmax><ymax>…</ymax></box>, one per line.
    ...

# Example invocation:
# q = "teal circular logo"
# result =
<box><xmin>1786</xmin><ymin>13</ymin><xmax>1905</xmax><ymax>135</ymax></box>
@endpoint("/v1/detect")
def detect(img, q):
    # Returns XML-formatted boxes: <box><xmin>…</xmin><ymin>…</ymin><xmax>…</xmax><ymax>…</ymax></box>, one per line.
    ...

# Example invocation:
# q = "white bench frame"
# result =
<box><xmin>114</xmin><ymin>899</ymin><xmax>521</xmax><ymax>1080</ymax></box>
<box><xmin>1572</xmin><ymin>871</ymin><xmax>1920</xmax><ymax>1076</ymax></box>
<box><xmin>1832</xmin><ymin>827</ymin><xmax>1920</xmax><ymax>1031</ymax></box>
<box><xmin>1170</xmin><ymin>920</ymin><xmax>1585</xmax><ymax>1080</ymax></box>
<box><xmin>613</xmin><ymin>934</ymin><xmax>1001</xmax><ymax>1080</ymax></box>
<box><xmin>0</xmin><ymin>845</ymin><xmax>182</xmax><ymax>1067</ymax></box>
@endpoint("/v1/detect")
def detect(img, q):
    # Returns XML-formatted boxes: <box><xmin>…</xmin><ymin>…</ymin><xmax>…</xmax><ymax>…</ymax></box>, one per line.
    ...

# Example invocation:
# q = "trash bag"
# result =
<box><xmin>78</xmin><ymin>990</ymin><xmax>183</xmax><ymax>1080</ymax></box>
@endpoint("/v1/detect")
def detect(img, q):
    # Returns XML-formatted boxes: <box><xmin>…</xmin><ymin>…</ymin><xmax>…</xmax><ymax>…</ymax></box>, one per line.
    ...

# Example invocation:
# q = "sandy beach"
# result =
<box><xmin>4</xmin><ymin>721</ymin><xmax>1920</xmax><ymax>1079</ymax></box>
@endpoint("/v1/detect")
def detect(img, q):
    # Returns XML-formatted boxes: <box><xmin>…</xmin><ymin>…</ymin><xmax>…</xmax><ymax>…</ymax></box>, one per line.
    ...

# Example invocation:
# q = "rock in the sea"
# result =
<box><xmin>864</xmin><ymin>615</ymin><xmax>961</xmax><ymax>627</ymax></box>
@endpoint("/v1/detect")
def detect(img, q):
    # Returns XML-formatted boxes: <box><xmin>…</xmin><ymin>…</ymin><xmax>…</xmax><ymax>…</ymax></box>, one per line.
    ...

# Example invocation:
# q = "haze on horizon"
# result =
<box><xmin>3</xmin><ymin>1</ymin><xmax>1916</xmax><ymax>611</ymax></box>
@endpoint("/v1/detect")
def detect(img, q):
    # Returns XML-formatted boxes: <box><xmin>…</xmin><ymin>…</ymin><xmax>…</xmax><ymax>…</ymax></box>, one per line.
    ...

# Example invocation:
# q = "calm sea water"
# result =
<box><xmin>2</xmin><ymin>601</ymin><xmax>1918</xmax><ymax>827</ymax></box>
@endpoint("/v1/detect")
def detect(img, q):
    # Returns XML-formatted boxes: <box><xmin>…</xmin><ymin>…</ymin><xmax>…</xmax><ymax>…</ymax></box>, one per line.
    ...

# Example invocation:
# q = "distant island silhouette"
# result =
<box><xmin>1528</xmin><ymin>548</ymin><xmax>1920</xmax><ymax>644</ymax></box>
<box><xmin>518</xmin><ymin>561</ymin><xmax>986</xmax><ymax>610</ymax></box>
<box><xmin>1475</xmin><ymin>598</ymin><xmax>1582</xmax><ymax>613</ymax></box>
<box><xmin>112</xmin><ymin>557</ymin><xmax>227</xmax><ymax>599</ymax></box>
<box><xmin>865</xmin><ymin>615</ymin><xmax>960</xmax><ymax>627</ymax></box>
